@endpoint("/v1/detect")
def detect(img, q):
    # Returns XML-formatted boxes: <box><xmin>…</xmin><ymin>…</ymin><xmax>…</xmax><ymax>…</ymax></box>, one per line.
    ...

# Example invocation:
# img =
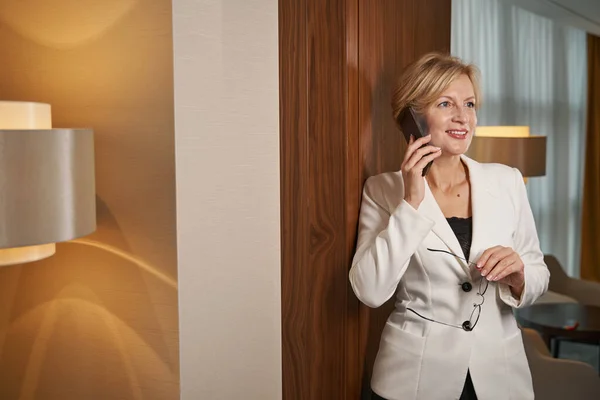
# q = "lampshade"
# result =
<box><xmin>466</xmin><ymin>126</ymin><xmax>546</xmax><ymax>177</ymax></box>
<box><xmin>0</xmin><ymin>101</ymin><xmax>51</xmax><ymax>129</ymax></box>
<box><xmin>0</xmin><ymin>101</ymin><xmax>96</xmax><ymax>266</ymax></box>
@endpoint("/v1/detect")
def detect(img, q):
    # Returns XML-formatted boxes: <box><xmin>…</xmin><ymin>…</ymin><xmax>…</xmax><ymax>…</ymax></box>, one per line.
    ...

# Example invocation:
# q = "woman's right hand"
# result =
<box><xmin>401</xmin><ymin>135</ymin><xmax>442</xmax><ymax>209</ymax></box>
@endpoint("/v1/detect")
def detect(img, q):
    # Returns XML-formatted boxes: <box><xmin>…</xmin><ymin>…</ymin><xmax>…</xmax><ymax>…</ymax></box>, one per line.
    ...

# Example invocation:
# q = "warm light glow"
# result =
<box><xmin>0</xmin><ymin>0</ymin><xmax>138</xmax><ymax>50</ymax></box>
<box><xmin>0</xmin><ymin>101</ymin><xmax>51</xmax><ymax>129</ymax></box>
<box><xmin>70</xmin><ymin>238</ymin><xmax>178</xmax><ymax>289</ymax></box>
<box><xmin>476</xmin><ymin>126</ymin><xmax>530</xmax><ymax>138</ymax></box>
<box><xmin>0</xmin><ymin>244</ymin><xmax>56</xmax><ymax>266</ymax></box>
<box><xmin>0</xmin><ymin>101</ymin><xmax>55</xmax><ymax>266</ymax></box>
<box><xmin>16</xmin><ymin>288</ymin><xmax>150</xmax><ymax>400</ymax></box>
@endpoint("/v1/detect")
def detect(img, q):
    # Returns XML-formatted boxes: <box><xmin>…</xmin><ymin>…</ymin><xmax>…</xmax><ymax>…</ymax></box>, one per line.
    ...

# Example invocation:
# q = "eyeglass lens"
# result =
<box><xmin>468</xmin><ymin>305</ymin><xmax>481</xmax><ymax>330</ymax></box>
<box><xmin>425</xmin><ymin>248</ymin><xmax>490</xmax><ymax>332</ymax></box>
<box><xmin>479</xmin><ymin>276</ymin><xmax>489</xmax><ymax>295</ymax></box>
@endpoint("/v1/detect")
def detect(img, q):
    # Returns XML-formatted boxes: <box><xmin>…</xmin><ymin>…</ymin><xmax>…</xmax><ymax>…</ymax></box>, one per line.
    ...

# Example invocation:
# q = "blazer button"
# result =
<box><xmin>462</xmin><ymin>321</ymin><xmax>473</xmax><ymax>331</ymax></box>
<box><xmin>461</xmin><ymin>282</ymin><xmax>473</xmax><ymax>292</ymax></box>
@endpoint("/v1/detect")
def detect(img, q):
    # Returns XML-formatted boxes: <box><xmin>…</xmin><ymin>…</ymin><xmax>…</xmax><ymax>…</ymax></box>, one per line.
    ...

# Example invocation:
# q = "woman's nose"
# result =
<box><xmin>453</xmin><ymin>106</ymin><xmax>469</xmax><ymax>123</ymax></box>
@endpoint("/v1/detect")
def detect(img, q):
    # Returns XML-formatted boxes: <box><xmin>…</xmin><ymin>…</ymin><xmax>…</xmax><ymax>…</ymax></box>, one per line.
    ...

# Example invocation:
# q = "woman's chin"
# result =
<box><xmin>440</xmin><ymin>147</ymin><xmax>467</xmax><ymax>157</ymax></box>
<box><xmin>442</xmin><ymin>142</ymin><xmax>471</xmax><ymax>157</ymax></box>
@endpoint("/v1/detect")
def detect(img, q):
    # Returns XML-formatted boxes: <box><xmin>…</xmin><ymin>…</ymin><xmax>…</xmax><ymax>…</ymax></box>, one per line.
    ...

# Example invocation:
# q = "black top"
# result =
<box><xmin>446</xmin><ymin>216</ymin><xmax>473</xmax><ymax>261</ymax></box>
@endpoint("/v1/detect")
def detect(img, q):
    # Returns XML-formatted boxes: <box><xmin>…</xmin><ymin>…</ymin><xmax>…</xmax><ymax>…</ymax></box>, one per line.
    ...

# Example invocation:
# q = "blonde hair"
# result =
<box><xmin>391</xmin><ymin>52</ymin><xmax>481</xmax><ymax>125</ymax></box>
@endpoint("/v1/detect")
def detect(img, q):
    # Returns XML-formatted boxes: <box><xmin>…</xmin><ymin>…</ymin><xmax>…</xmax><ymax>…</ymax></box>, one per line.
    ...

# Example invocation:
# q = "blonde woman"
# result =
<box><xmin>349</xmin><ymin>53</ymin><xmax>549</xmax><ymax>400</ymax></box>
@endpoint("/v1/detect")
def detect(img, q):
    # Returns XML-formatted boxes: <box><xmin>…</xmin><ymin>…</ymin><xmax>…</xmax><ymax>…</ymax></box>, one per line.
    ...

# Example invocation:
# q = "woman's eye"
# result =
<box><xmin>438</xmin><ymin>101</ymin><xmax>450</xmax><ymax>108</ymax></box>
<box><xmin>466</xmin><ymin>101</ymin><xmax>476</xmax><ymax>108</ymax></box>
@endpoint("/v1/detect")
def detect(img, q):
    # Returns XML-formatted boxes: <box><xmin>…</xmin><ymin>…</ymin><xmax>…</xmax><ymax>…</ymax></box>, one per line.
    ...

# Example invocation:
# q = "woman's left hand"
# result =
<box><xmin>476</xmin><ymin>246</ymin><xmax>525</xmax><ymax>292</ymax></box>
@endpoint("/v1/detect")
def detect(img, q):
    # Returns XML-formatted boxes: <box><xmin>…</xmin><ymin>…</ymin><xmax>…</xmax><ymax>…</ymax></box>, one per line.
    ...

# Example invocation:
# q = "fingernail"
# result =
<box><xmin>487</xmin><ymin>275</ymin><xmax>494</xmax><ymax>281</ymax></box>
<box><xmin>493</xmin><ymin>276</ymin><xmax>500</xmax><ymax>281</ymax></box>
<box><xmin>481</xmin><ymin>271</ymin><xmax>487</xmax><ymax>277</ymax></box>
<box><xmin>476</xmin><ymin>264</ymin><xmax>482</xmax><ymax>270</ymax></box>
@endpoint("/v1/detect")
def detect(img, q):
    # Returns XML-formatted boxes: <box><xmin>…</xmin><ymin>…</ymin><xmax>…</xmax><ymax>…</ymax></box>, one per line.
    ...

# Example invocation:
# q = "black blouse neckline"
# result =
<box><xmin>446</xmin><ymin>216</ymin><xmax>473</xmax><ymax>261</ymax></box>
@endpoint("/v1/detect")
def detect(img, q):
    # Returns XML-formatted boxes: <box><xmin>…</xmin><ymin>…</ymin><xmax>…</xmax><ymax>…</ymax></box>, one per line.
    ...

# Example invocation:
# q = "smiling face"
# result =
<box><xmin>423</xmin><ymin>74</ymin><xmax>477</xmax><ymax>156</ymax></box>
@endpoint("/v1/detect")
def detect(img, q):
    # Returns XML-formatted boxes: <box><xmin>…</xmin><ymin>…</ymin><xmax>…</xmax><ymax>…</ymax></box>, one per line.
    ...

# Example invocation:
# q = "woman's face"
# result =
<box><xmin>423</xmin><ymin>74</ymin><xmax>477</xmax><ymax>157</ymax></box>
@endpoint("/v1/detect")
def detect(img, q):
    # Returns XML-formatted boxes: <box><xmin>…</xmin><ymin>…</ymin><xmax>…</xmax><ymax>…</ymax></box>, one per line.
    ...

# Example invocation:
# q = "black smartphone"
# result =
<box><xmin>399</xmin><ymin>108</ymin><xmax>433</xmax><ymax>176</ymax></box>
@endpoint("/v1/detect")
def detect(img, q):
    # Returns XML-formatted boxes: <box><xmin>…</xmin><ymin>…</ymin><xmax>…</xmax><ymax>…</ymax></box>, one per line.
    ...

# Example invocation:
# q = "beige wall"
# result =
<box><xmin>0</xmin><ymin>1</ymin><xmax>179</xmax><ymax>399</ymax></box>
<box><xmin>173</xmin><ymin>0</ymin><xmax>282</xmax><ymax>399</ymax></box>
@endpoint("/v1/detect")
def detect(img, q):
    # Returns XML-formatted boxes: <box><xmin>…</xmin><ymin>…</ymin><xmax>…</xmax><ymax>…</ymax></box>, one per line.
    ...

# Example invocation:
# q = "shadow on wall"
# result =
<box><xmin>0</xmin><ymin>197</ymin><xmax>178</xmax><ymax>400</ymax></box>
<box><xmin>353</xmin><ymin>61</ymin><xmax>401</xmax><ymax>400</ymax></box>
<box><xmin>351</xmin><ymin>3</ymin><xmax>443</xmax><ymax>393</ymax></box>
<box><xmin>0</xmin><ymin>0</ymin><xmax>179</xmax><ymax>399</ymax></box>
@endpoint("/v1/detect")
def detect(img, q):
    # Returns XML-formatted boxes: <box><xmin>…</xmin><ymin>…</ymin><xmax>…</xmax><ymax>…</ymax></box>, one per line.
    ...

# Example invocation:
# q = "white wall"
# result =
<box><xmin>173</xmin><ymin>1</ymin><xmax>282</xmax><ymax>399</ymax></box>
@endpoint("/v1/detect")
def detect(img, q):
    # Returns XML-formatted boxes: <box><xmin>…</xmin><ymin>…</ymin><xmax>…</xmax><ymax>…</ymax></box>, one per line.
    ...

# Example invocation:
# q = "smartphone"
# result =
<box><xmin>399</xmin><ymin>108</ymin><xmax>433</xmax><ymax>176</ymax></box>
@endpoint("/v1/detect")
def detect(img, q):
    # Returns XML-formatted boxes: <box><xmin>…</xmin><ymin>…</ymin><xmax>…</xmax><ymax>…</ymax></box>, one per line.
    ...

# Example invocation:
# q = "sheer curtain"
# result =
<box><xmin>451</xmin><ymin>0</ymin><xmax>587</xmax><ymax>276</ymax></box>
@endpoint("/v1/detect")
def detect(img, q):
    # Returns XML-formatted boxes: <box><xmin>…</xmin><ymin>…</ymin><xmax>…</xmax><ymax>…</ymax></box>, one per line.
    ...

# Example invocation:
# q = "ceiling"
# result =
<box><xmin>504</xmin><ymin>0</ymin><xmax>600</xmax><ymax>35</ymax></box>
<box><xmin>548</xmin><ymin>0</ymin><xmax>600</xmax><ymax>26</ymax></box>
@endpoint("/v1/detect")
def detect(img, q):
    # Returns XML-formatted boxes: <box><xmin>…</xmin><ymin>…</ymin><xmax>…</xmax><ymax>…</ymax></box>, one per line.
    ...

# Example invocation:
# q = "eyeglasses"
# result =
<box><xmin>406</xmin><ymin>248</ymin><xmax>489</xmax><ymax>332</ymax></box>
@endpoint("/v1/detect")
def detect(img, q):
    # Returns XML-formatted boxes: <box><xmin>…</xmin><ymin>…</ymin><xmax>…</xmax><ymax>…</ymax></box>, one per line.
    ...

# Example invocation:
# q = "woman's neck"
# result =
<box><xmin>426</xmin><ymin>155</ymin><xmax>468</xmax><ymax>191</ymax></box>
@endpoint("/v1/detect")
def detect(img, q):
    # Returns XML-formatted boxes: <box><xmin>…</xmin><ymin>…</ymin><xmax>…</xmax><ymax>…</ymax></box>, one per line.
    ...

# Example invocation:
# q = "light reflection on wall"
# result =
<box><xmin>0</xmin><ymin>0</ymin><xmax>178</xmax><ymax>398</ymax></box>
<box><xmin>18</xmin><ymin>294</ymin><xmax>145</xmax><ymax>400</ymax></box>
<box><xmin>71</xmin><ymin>239</ymin><xmax>178</xmax><ymax>290</ymax></box>
<box><xmin>0</xmin><ymin>0</ymin><xmax>138</xmax><ymax>50</ymax></box>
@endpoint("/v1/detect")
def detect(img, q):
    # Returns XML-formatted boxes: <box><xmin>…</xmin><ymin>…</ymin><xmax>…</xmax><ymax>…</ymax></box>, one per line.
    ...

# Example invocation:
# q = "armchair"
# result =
<box><xmin>544</xmin><ymin>255</ymin><xmax>600</xmax><ymax>307</ymax></box>
<box><xmin>523</xmin><ymin>328</ymin><xmax>600</xmax><ymax>399</ymax></box>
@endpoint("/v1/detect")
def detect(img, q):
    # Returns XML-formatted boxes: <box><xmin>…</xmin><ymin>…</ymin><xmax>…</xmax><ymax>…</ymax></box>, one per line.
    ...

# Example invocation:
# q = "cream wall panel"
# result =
<box><xmin>173</xmin><ymin>0</ymin><xmax>282</xmax><ymax>399</ymax></box>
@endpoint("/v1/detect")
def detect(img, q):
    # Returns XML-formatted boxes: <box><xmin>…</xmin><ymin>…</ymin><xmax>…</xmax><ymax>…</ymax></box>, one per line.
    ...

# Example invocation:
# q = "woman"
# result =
<box><xmin>349</xmin><ymin>53</ymin><xmax>549</xmax><ymax>400</ymax></box>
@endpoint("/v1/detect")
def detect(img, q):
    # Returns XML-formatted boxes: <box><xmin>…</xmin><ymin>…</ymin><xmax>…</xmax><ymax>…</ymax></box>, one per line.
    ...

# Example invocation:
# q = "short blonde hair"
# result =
<box><xmin>391</xmin><ymin>52</ymin><xmax>481</xmax><ymax>125</ymax></box>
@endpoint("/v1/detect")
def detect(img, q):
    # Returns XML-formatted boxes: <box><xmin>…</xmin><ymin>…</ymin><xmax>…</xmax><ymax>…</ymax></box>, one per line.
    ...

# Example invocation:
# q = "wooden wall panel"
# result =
<box><xmin>357</xmin><ymin>0</ymin><xmax>452</xmax><ymax>388</ymax></box>
<box><xmin>359</xmin><ymin>0</ymin><xmax>452</xmax><ymax>178</ymax></box>
<box><xmin>280</xmin><ymin>0</ymin><xmax>309</xmax><ymax>397</ymax></box>
<box><xmin>280</xmin><ymin>0</ymin><xmax>349</xmax><ymax>398</ymax></box>
<box><xmin>345</xmin><ymin>0</ymin><xmax>362</xmax><ymax>397</ymax></box>
<box><xmin>280</xmin><ymin>1</ymin><xmax>451</xmax><ymax>398</ymax></box>
<box><xmin>305</xmin><ymin>0</ymin><xmax>347</xmax><ymax>399</ymax></box>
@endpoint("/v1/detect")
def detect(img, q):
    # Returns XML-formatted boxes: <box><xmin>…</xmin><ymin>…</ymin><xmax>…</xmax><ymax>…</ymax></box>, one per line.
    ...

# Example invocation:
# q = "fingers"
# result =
<box><xmin>486</xmin><ymin>255</ymin><xmax>517</xmax><ymax>282</ymax></box>
<box><xmin>476</xmin><ymin>246</ymin><xmax>503</xmax><ymax>271</ymax></box>
<box><xmin>401</xmin><ymin>135</ymin><xmax>414</xmax><ymax>168</ymax></box>
<box><xmin>477</xmin><ymin>247</ymin><xmax>525</xmax><ymax>287</ymax></box>
<box><xmin>407</xmin><ymin>134</ymin><xmax>432</xmax><ymax>153</ymax></box>
<box><xmin>414</xmin><ymin>148</ymin><xmax>442</xmax><ymax>170</ymax></box>
<box><xmin>409</xmin><ymin>134</ymin><xmax>432</xmax><ymax>151</ymax></box>
<box><xmin>492</xmin><ymin>258</ymin><xmax>523</xmax><ymax>282</ymax></box>
<box><xmin>402</xmin><ymin>143</ymin><xmax>441</xmax><ymax>172</ymax></box>
<box><xmin>477</xmin><ymin>246</ymin><xmax>512</xmax><ymax>277</ymax></box>
<box><xmin>402</xmin><ymin>134</ymin><xmax>432</xmax><ymax>164</ymax></box>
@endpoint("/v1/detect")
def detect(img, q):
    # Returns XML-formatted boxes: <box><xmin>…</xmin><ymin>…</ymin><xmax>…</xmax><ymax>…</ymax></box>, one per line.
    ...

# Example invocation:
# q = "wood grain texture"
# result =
<box><xmin>280</xmin><ymin>0</ymin><xmax>309</xmax><ymax>397</ymax></box>
<box><xmin>280</xmin><ymin>0</ymin><xmax>349</xmax><ymax>398</ymax></box>
<box><xmin>306</xmin><ymin>0</ymin><xmax>347</xmax><ymax>398</ymax></box>
<box><xmin>345</xmin><ymin>0</ymin><xmax>362</xmax><ymax>398</ymax></box>
<box><xmin>357</xmin><ymin>0</ymin><xmax>452</xmax><ymax>388</ymax></box>
<box><xmin>280</xmin><ymin>0</ymin><xmax>451</xmax><ymax>398</ymax></box>
<box><xmin>360</xmin><ymin>0</ymin><xmax>452</xmax><ymax>178</ymax></box>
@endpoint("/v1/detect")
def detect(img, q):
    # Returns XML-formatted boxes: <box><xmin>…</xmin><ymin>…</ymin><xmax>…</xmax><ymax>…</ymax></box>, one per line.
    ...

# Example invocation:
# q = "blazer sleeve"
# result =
<box><xmin>498</xmin><ymin>168</ymin><xmax>550</xmax><ymax>308</ymax></box>
<box><xmin>349</xmin><ymin>176</ymin><xmax>435</xmax><ymax>308</ymax></box>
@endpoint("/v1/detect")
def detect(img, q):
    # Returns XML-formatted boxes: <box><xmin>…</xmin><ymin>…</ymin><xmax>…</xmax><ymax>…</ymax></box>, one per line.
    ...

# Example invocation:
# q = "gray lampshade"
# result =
<box><xmin>0</xmin><ymin>101</ymin><xmax>96</xmax><ymax>266</ymax></box>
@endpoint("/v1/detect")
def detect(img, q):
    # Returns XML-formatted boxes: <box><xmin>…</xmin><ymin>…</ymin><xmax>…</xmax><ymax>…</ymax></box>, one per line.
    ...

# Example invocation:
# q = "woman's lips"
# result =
<box><xmin>446</xmin><ymin>130</ymin><xmax>468</xmax><ymax>139</ymax></box>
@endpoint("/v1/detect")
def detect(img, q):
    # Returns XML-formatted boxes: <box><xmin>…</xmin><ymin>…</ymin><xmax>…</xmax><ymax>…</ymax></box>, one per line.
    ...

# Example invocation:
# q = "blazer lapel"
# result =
<box><xmin>418</xmin><ymin>156</ymin><xmax>501</xmax><ymax>277</ymax></box>
<box><xmin>418</xmin><ymin>179</ymin><xmax>468</xmax><ymax>272</ymax></box>
<box><xmin>461</xmin><ymin>155</ymin><xmax>500</xmax><ymax>267</ymax></box>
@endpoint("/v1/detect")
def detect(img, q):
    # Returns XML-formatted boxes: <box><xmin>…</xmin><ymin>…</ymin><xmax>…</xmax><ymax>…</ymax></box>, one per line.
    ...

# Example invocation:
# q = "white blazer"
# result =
<box><xmin>350</xmin><ymin>155</ymin><xmax>549</xmax><ymax>400</ymax></box>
